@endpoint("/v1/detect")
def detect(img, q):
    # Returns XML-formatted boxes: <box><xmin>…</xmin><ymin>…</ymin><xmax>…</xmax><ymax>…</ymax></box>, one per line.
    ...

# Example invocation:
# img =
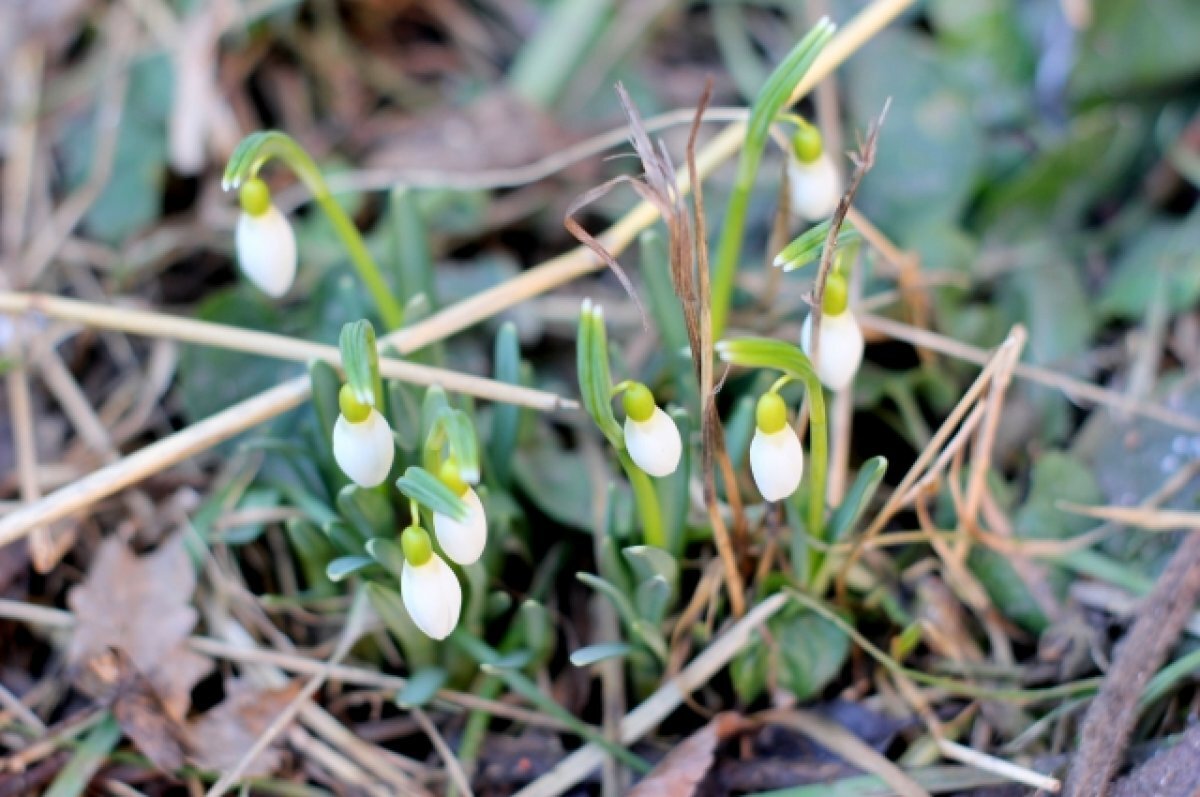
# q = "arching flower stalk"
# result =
<box><xmin>234</xmin><ymin>177</ymin><xmax>297</xmax><ymax>297</ymax></box>
<box><xmin>399</xmin><ymin>523</ymin><xmax>461</xmax><ymax>640</ymax></box>
<box><xmin>749</xmin><ymin>390</ymin><xmax>804</xmax><ymax>502</ymax></box>
<box><xmin>800</xmin><ymin>271</ymin><xmax>863</xmax><ymax>391</ymax></box>
<box><xmin>787</xmin><ymin>121</ymin><xmax>841</xmax><ymax>223</ymax></box>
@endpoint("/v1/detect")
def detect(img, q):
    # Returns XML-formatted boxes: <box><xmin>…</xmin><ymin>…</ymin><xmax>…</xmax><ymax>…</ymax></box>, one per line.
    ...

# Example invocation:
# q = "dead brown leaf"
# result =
<box><xmin>627</xmin><ymin>712</ymin><xmax>748</xmax><ymax>797</ymax></box>
<box><xmin>187</xmin><ymin>680</ymin><xmax>301</xmax><ymax>778</ymax></box>
<box><xmin>67</xmin><ymin>534</ymin><xmax>211</xmax><ymax>722</ymax></box>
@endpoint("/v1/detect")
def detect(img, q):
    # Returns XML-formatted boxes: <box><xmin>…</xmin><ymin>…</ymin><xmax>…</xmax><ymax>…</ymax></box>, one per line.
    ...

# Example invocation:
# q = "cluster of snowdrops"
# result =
<box><xmin>226</xmin><ymin>117</ymin><xmax>861</xmax><ymax>641</ymax></box>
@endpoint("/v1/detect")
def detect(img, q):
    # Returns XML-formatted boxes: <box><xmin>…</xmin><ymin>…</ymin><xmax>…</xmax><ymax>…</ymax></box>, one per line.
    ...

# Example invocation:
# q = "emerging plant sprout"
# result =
<box><xmin>234</xmin><ymin>177</ymin><xmax>297</xmax><ymax>297</ymax></box>
<box><xmin>620</xmin><ymin>382</ymin><xmax>682</xmax><ymax>478</ymax></box>
<box><xmin>787</xmin><ymin>122</ymin><xmax>842</xmax><ymax>222</ymax></box>
<box><xmin>749</xmin><ymin>391</ymin><xmax>804</xmax><ymax>501</ymax></box>
<box><xmin>800</xmin><ymin>271</ymin><xmax>864</xmax><ymax>391</ymax></box>
<box><xmin>399</xmin><ymin>523</ymin><xmax>461</xmax><ymax>640</ymax></box>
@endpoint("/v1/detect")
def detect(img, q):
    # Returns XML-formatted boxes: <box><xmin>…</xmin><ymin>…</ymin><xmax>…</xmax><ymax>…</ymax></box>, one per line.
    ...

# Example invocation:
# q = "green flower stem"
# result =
<box><xmin>225</xmin><ymin>132</ymin><xmax>405</xmax><ymax>331</ymax></box>
<box><xmin>802</xmin><ymin>372</ymin><xmax>828</xmax><ymax>576</ymax></box>
<box><xmin>710</xmin><ymin>21</ymin><xmax>834</xmax><ymax>338</ymax></box>
<box><xmin>620</xmin><ymin>452</ymin><xmax>667</xmax><ymax>550</ymax></box>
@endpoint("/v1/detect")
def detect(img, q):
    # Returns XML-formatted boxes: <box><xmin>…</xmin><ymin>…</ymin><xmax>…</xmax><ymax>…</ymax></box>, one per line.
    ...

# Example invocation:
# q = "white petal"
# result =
<box><xmin>624</xmin><ymin>407</ymin><xmax>682</xmax><ymax>478</ymax></box>
<box><xmin>800</xmin><ymin>311</ymin><xmax>864</xmax><ymax>392</ymax></box>
<box><xmin>401</xmin><ymin>554</ymin><xmax>462</xmax><ymax>640</ymax></box>
<box><xmin>433</xmin><ymin>488</ymin><xmax>487</xmax><ymax>565</ymax></box>
<box><xmin>332</xmin><ymin>409</ymin><xmax>395</xmax><ymax>488</ymax></box>
<box><xmin>787</xmin><ymin>154</ymin><xmax>841</xmax><ymax>222</ymax></box>
<box><xmin>750</xmin><ymin>427</ymin><xmax>804</xmax><ymax>502</ymax></box>
<box><xmin>236</xmin><ymin>205</ymin><xmax>297</xmax><ymax>298</ymax></box>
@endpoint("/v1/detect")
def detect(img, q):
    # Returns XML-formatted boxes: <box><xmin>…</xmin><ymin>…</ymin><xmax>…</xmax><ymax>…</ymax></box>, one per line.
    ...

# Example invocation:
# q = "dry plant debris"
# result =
<box><xmin>186</xmin><ymin>680</ymin><xmax>301</xmax><ymax>778</ymax></box>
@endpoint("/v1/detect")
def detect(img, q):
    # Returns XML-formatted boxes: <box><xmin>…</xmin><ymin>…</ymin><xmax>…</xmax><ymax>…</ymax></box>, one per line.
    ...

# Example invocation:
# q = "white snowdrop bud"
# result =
<box><xmin>432</xmin><ymin>461</ymin><xmax>488</xmax><ymax>565</ymax></box>
<box><xmin>621</xmin><ymin>383</ymin><xmax>681</xmax><ymax>478</ymax></box>
<box><xmin>235</xmin><ymin>178</ymin><xmax>297</xmax><ymax>298</ymax></box>
<box><xmin>400</xmin><ymin>526</ymin><xmax>461</xmax><ymax>640</ymax></box>
<box><xmin>332</xmin><ymin>386</ymin><xmax>395</xmax><ymax>488</ymax></box>
<box><xmin>800</xmin><ymin>309</ymin><xmax>864</xmax><ymax>392</ymax></box>
<box><xmin>749</xmin><ymin>392</ymin><xmax>804</xmax><ymax>502</ymax></box>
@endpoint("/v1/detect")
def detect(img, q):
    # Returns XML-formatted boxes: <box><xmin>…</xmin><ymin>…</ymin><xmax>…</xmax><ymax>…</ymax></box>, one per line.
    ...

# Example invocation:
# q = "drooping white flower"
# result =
<box><xmin>433</xmin><ymin>487</ymin><xmax>487</xmax><ymax>565</ymax></box>
<box><xmin>332</xmin><ymin>409</ymin><xmax>395</xmax><ymax>488</ymax></box>
<box><xmin>234</xmin><ymin>178</ymin><xmax>297</xmax><ymax>298</ymax></box>
<box><xmin>750</xmin><ymin>427</ymin><xmax>805</xmax><ymax>502</ymax></box>
<box><xmin>787</xmin><ymin>153</ymin><xmax>841</xmax><ymax>222</ymax></box>
<box><xmin>624</xmin><ymin>407</ymin><xmax>682</xmax><ymax>478</ymax></box>
<box><xmin>800</xmin><ymin>310</ymin><xmax>864</xmax><ymax>392</ymax></box>
<box><xmin>401</xmin><ymin>553</ymin><xmax>461</xmax><ymax>640</ymax></box>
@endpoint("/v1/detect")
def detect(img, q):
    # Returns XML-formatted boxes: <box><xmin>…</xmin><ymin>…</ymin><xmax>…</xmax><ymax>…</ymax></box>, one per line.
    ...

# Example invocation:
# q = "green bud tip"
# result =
<box><xmin>756</xmin><ymin>392</ymin><xmax>788</xmax><ymax>434</ymax></box>
<box><xmin>401</xmin><ymin>525</ymin><xmax>432</xmax><ymax>567</ymax></box>
<box><xmin>622</xmin><ymin>382</ymin><xmax>656</xmax><ymax>423</ymax></box>
<box><xmin>792</xmin><ymin>124</ymin><xmax>823</xmax><ymax>165</ymax></box>
<box><xmin>438</xmin><ymin>458</ymin><xmax>469</xmax><ymax>497</ymax></box>
<box><xmin>822</xmin><ymin>272</ymin><xmax>849</xmax><ymax>316</ymax></box>
<box><xmin>338</xmin><ymin>383</ymin><xmax>371</xmax><ymax>424</ymax></box>
<box><xmin>239</xmin><ymin>177</ymin><xmax>272</xmax><ymax>217</ymax></box>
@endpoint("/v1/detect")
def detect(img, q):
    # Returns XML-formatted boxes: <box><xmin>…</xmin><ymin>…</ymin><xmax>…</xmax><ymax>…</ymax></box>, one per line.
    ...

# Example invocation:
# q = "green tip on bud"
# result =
<box><xmin>401</xmin><ymin>525</ymin><xmax>433</xmax><ymax>567</ymax></box>
<box><xmin>438</xmin><ymin>458</ymin><xmax>469</xmax><ymax>497</ymax></box>
<box><xmin>622</xmin><ymin>382</ymin><xmax>656</xmax><ymax>423</ymax></box>
<box><xmin>339</xmin><ymin>383</ymin><xmax>372</xmax><ymax>424</ymax></box>
<box><xmin>239</xmin><ymin>177</ymin><xmax>272</xmax><ymax>217</ymax></box>
<box><xmin>792</xmin><ymin>124</ymin><xmax>824</xmax><ymax>165</ymax></box>
<box><xmin>822</xmin><ymin>272</ymin><xmax>849</xmax><ymax>316</ymax></box>
<box><xmin>756</xmin><ymin>392</ymin><xmax>789</xmax><ymax>434</ymax></box>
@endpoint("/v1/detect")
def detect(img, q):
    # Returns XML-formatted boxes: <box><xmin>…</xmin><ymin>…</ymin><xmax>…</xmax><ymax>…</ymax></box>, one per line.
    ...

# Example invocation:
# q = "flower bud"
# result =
<box><xmin>622</xmin><ymin>384</ymin><xmax>682</xmax><ymax>477</ymax></box>
<box><xmin>235</xmin><ymin>178</ymin><xmax>297</xmax><ymax>298</ymax></box>
<box><xmin>787</xmin><ymin>137</ymin><xmax>841</xmax><ymax>223</ymax></box>
<box><xmin>332</xmin><ymin>407</ymin><xmax>395</xmax><ymax>488</ymax></box>
<box><xmin>433</xmin><ymin>461</ymin><xmax>488</xmax><ymax>565</ymax></box>
<box><xmin>400</xmin><ymin>526</ymin><xmax>461</xmax><ymax>640</ymax></box>
<box><xmin>749</xmin><ymin>393</ymin><xmax>804</xmax><ymax>502</ymax></box>
<box><xmin>800</xmin><ymin>309</ymin><xmax>864</xmax><ymax>392</ymax></box>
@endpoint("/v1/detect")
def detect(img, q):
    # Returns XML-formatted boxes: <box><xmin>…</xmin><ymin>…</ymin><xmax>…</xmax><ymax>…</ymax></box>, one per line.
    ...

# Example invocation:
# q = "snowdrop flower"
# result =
<box><xmin>800</xmin><ymin>273</ymin><xmax>863</xmax><ymax>392</ymax></box>
<box><xmin>332</xmin><ymin>384</ymin><xmax>395</xmax><ymax>488</ymax></box>
<box><xmin>787</xmin><ymin>124</ymin><xmax>841</xmax><ymax>222</ymax></box>
<box><xmin>399</xmin><ymin>525</ymin><xmax>461</xmax><ymax>640</ymax></box>
<box><xmin>235</xmin><ymin>177</ymin><xmax>297</xmax><ymax>297</ymax></box>
<box><xmin>432</xmin><ymin>460</ymin><xmax>487</xmax><ymax>565</ymax></box>
<box><xmin>749</xmin><ymin>392</ymin><xmax>804</xmax><ymax>502</ymax></box>
<box><xmin>622</xmin><ymin>382</ymin><xmax>682</xmax><ymax>478</ymax></box>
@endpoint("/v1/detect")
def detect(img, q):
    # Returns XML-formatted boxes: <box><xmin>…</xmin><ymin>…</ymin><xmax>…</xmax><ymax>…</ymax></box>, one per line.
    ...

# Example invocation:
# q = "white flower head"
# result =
<box><xmin>332</xmin><ymin>385</ymin><xmax>395</xmax><ymax>488</ymax></box>
<box><xmin>621</xmin><ymin>383</ymin><xmax>681</xmax><ymax>478</ymax></box>
<box><xmin>749</xmin><ymin>393</ymin><xmax>804</xmax><ymax>502</ymax></box>
<box><xmin>235</xmin><ymin>178</ymin><xmax>297</xmax><ymax>298</ymax></box>
<box><xmin>786</xmin><ymin>122</ymin><xmax>841</xmax><ymax>223</ymax></box>
<box><xmin>800</xmin><ymin>309</ymin><xmax>864</xmax><ymax>392</ymax></box>
<box><xmin>433</xmin><ymin>461</ymin><xmax>487</xmax><ymax>565</ymax></box>
<box><xmin>400</xmin><ymin>526</ymin><xmax>461</xmax><ymax>640</ymax></box>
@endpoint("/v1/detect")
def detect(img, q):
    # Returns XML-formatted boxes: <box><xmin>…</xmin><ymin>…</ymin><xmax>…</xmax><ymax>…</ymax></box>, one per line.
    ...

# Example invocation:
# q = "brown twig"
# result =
<box><xmin>1063</xmin><ymin>525</ymin><xmax>1200</xmax><ymax>797</ymax></box>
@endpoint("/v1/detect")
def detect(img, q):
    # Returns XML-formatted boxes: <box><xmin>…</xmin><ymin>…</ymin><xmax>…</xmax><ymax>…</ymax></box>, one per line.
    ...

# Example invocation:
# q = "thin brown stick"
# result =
<box><xmin>1062</xmin><ymin>528</ymin><xmax>1200</xmax><ymax>797</ymax></box>
<box><xmin>0</xmin><ymin>292</ymin><xmax>573</xmax><ymax>412</ymax></box>
<box><xmin>859</xmin><ymin>312</ymin><xmax>1200</xmax><ymax>434</ymax></box>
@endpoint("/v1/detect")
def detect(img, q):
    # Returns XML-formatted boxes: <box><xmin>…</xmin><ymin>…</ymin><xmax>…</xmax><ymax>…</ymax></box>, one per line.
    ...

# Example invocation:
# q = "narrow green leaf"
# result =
<box><xmin>715</xmin><ymin>337</ymin><xmax>818</xmax><ymax>384</ymax></box>
<box><xmin>339</xmin><ymin>320</ymin><xmax>380</xmax><ymax>406</ymax></box>
<box><xmin>365</xmin><ymin>537</ymin><xmax>406</xmax><ymax>577</ymax></box>
<box><xmin>395</xmin><ymin>667</ymin><xmax>447</xmax><ymax>709</ymax></box>
<box><xmin>388</xmin><ymin>188</ymin><xmax>438</xmax><ymax>311</ymax></box>
<box><xmin>337</xmin><ymin>484</ymin><xmax>396</xmax><ymax>540</ymax></box>
<box><xmin>489</xmin><ymin>322</ymin><xmax>522</xmax><ymax>487</ymax></box>
<box><xmin>326</xmin><ymin>555</ymin><xmax>375</xmax><ymax>582</ymax></box>
<box><xmin>323</xmin><ymin>520</ymin><xmax>366</xmax><ymax>555</ymax></box>
<box><xmin>45</xmin><ymin>713</ymin><xmax>122</xmax><ymax>797</ymax></box>
<box><xmin>396</xmin><ymin>466</ymin><xmax>468</xmax><ymax>521</ymax></box>
<box><xmin>774</xmin><ymin>220</ymin><xmax>861</xmax><ymax>272</ymax></box>
<box><xmin>658</xmin><ymin>407</ymin><xmax>692</xmax><ymax>557</ymax></box>
<box><xmin>578</xmin><ymin>572</ymin><xmax>668</xmax><ymax>661</ymax></box>
<box><xmin>639</xmin><ymin>230</ymin><xmax>691</xmax><ymax>384</ymax></box>
<box><xmin>285</xmin><ymin>518</ymin><xmax>336</xmax><ymax>596</ymax></box>
<box><xmin>438</xmin><ymin>407</ymin><xmax>481</xmax><ymax>484</ymax></box>
<box><xmin>622</xmin><ymin>545</ymin><xmax>679</xmax><ymax>596</ymax></box>
<box><xmin>309</xmin><ymin>359</ymin><xmax>342</xmax><ymax>469</ymax></box>
<box><xmin>826</xmin><ymin>456</ymin><xmax>887</xmax><ymax>541</ymax></box>
<box><xmin>570</xmin><ymin>641</ymin><xmax>635</xmax><ymax>667</ymax></box>
<box><xmin>635</xmin><ymin>575</ymin><xmax>672</xmax><ymax>625</ymax></box>
<box><xmin>517</xmin><ymin>600</ymin><xmax>555</xmax><ymax>669</ymax></box>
